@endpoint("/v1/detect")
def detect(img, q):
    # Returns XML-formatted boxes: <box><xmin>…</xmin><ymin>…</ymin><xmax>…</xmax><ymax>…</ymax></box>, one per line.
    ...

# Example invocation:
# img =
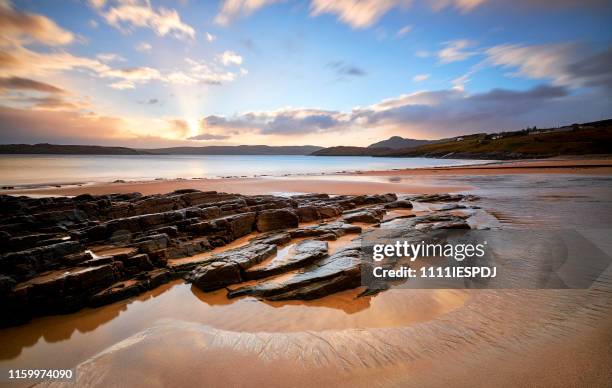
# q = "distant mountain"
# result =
<box><xmin>310</xmin><ymin>146</ymin><xmax>392</xmax><ymax>156</ymax></box>
<box><xmin>368</xmin><ymin>136</ymin><xmax>432</xmax><ymax>149</ymax></box>
<box><xmin>385</xmin><ymin>120</ymin><xmax>612</xmax><ymax>159</ymax></box>
<box><xmin>142</xmin><ymin>145</ymin><xmax>323</xmax><ymax>155</ymax></box>
<box><xmin>313</xmin><ymin>119</ymin><xmax>612</xmax><ymax>159</ymax></box>
<box><xmin>0</xmin><ymin>143</ymin><xmax>324</xmax><ymax>156</ymax></box>
<box><xmin>0</xmin><ymin>143</ymin><xmax>148</xmax><ymax>155</ymax></box>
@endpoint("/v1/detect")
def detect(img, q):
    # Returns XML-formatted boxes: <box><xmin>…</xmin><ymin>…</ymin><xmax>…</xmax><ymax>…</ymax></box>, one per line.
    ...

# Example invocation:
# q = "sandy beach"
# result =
<box><xmin>5</xmin><ymin>157</ymin><xmax>612</xmax><ymax>197</ymax></box>
<box><xmin>1</xmin><ymin>157</ymin><xmax>612</xmax><ymax>388</ymax></box>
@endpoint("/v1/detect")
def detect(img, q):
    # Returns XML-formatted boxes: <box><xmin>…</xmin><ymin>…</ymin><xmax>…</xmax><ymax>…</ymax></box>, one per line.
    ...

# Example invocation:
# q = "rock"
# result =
<box><xmin>245</xmin><ymin>240</ymin><xmax>328</xmax><ymax>280</ymax></box>
<box><xmin>343</xmin><ymin>208</ymin><xmax>385</xmax><ymax>223</ymax></box>
<box><xmin>318</xmin><ymin>206</ymin><xmax>342</xmax><ymax>218</ymax></box>
<box><xmin>212</xmin><ymin>243</ymin><xmax>277</xmax><ymax>269</ymax></box>
<box><xmin>0</xmin><ymin>189</ymin><xmax>488</xmax><ymax>324</ymax></box>
<box><xmin>384</xmin><ymin>200</ymin><xmax>413</xmax><ymax>209</ymax></box>
<box><xmin>0</xmin><ymin>241</ymin><xmax>83</xmax><ymax>280</ymax></box>
<box><xmin>0</xmin><ymin>274</ymin><xmax>16</xmax><ymax>296</ymax></box>
<box><xmin>186</xmin><ymin>261</ymin><xmax>242</xmax><ymax>291</ymax></box>
<box><xmin>411</xmin><ymin>193</ymin><xmax>479</xmax><ymax>203</ymax></box>
<box><xmin>121</xmin><ymin>253</ymin><xmax>154</xmax><ymax>273</ymax></box>
<box><xmin>256</xmin><ymin>209</ymin><xmax>298</xmax><ymax>232</ymax></box>
<box><xmin>89</xmin><ymin>280</ymin><xmax>143</xmax><ymax>307</ymax></box>
<box><xmin>251</xmin><ymin>232</ymin><xmax>292</xmax><ymax>246</ymax></box>
<box><xmin>229</xmin><ymin>244</ymin><xmax>362</xmax><ymax>300</ymax></box>
<box><xmin>13</xmin><ymin>264</ymin><xmax>119</xmax><ymax>315</ymax></box>
<box><xmin>296</xmin><ymin>206</ymin><xmax>320</xmax><ymax>222</ymax></box>
<box><xmin>132</xmin><ymin>233</ymin><xmax>170</xmax><ymax>254</ymax></box>
<box><xmin>290</xmin><ymin>222</ymin><xmax>361</xmax><ymax>238</ymax></box>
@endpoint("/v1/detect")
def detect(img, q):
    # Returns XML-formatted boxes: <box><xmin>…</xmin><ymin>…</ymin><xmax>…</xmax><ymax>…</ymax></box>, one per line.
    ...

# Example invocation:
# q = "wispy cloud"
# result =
<box><xmin>413</xmin><ymin>74</ymin><xmax>430</xmax><ymax>82</ymax></box>
<box><xmin>0</xmin><ymin>0</ymin><xmax>74</xmax><ymax>46</ymax></box>
<box><xmin>93</xmin><ymin>0</ymin><xmax>195</xmax><ymax>40</ymax></box>
<box><xmin>327</xmin><ymin>61</ymin><xmax>367</xmax><ymax>78</ymax></box>
<box><xmin>396</xmin><ymin>24</ymin><xmax>412</xmax><ymax>37</ymax></box>
<box><xmin>486</xmin><ymin>43</ymin><xmax>612</xmax><ymax>91</ymax></box>
<box><xmin>215</xmin><ymin>0</ymin><xmax>283</xmax><ymax>26</ymax></box>
<box><xmin>135</xmin><ymin>42</ymin><xmax>152</xmax><ymax>52</ymax></box>
<box><xmin>0</xmin><ymin>76</ymin><xmax>66</xmax><ymax>94</ymax></box>
<box><xmin>216</xmin><ymin>50</ymin><xmax>243</xmax><ymax>66</ymax></box>
<box><xmin>438</xmin><ymin>39</ymin><xmax>477</xmax><ymax>63</ymax></box>
<box><xmin>205</xmin><ymin>32</ymin><xmax>217</xmax><ymax>42</ymax></box>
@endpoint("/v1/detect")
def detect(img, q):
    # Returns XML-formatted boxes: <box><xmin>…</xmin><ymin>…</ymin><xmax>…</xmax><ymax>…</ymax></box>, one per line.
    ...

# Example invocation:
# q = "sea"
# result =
<box><xmin>0</xmin><ymin>154</ymin><xmax>492</xmax><ymax>187</ymax></box>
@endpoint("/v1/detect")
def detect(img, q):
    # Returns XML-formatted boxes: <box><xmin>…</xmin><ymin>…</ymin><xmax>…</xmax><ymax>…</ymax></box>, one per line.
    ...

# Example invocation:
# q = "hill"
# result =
<box><xmin>0</xmin><ymin>144</ymin><xmax>323</xmax><ymax>156</ymax></box>
<box><xmin>386</xmin><ymin>121</ymin><xmax>612</xmax><ymax>159</ymax></box>
<box><xmin>142</xmin><ymin>145</ymin><xmax>323</xmax><ymax>155</ymax></box>
<box><xmin>0</xmin><ymin>143</ymin><xmax>148</xmax><ymax>155</ymax></box>
<box><xmin>368</xmin><ymin>136</ymin><xmax>431</xmax><ymax>149</ymax></box>
<box><xmin>310</xmin><ymin>146</ymin><xmax>392</xmax><ymax>156</ymax></box>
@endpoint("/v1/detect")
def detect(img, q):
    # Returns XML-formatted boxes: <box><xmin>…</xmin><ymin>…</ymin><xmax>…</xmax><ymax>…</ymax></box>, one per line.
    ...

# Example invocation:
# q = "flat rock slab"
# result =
<box><xmin>185</xmin><ymin>243</ymin><xmax>278</xmax><ymax>291</ymax></box>
<box><xmin>228</xmin><ymin>243</ymin><xmax>362</xmax><ymax>300</ymax></box>
<box><xmin>342</xmin><ymin>208</ymin><xmax>385</xmax><ymax>224</ymax></box>
<box><xmin>245</xmin><ymin>240</ymin><xmax>328</xmax><ymax>280</ymax></box>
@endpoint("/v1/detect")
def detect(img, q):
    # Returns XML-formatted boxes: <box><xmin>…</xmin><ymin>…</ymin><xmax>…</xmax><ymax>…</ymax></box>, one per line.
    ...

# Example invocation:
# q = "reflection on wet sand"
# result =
<box><xmin>0</xmin><ymin>277</ymin><xmax>469</xmax><ymax>372</ymax></box>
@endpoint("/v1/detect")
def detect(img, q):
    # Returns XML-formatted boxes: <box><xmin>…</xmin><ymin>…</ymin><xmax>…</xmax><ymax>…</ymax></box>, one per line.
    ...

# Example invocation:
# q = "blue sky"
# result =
<box><xmin>1</xmin><ymin>0</ymin><xmax>611</xmax><ymax>147</ymax></box>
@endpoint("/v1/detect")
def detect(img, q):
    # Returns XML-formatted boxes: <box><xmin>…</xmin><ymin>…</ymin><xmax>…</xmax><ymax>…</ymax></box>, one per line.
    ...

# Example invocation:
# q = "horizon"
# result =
<box><xmin>2</xmin><ymin>115</ymin><xmax>610</xmax><ymax>150</ymax></box>
<box><xmin>1</xmin><ymin>0</ymin><xmax>611</xmax><ymax>148</ymax></box>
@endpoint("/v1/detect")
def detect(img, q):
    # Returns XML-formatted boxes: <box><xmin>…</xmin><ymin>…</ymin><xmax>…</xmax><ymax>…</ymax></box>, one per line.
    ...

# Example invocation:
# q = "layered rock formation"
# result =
<box><xmin>0</xmin><ymin>189</ymin><xmax>480</xmax><ymax>327</ymax></box>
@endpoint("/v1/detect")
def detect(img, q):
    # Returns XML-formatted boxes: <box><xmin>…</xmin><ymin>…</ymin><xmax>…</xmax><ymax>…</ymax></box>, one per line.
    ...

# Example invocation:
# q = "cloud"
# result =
<box><xmin>428</xmin><ymin>0</ymin><xmax>487</xmax><ymax>12</ymax></box>
<box><xmin>183</xmin><ymin>57</ymin><xmax>246</xmax><ymax>84</ymax></box>
<box><xmin>139</xmin><ymin>98</ymin><xmax>159</xmax><ymax>105</ymax></box>
<box><xmin>96</xmin><ymin>53</ymin><xmax>126</xmax><ymax>62</ymax></box>
<box><xmin>396</xmin><ymin>24</ymin><xmax>412</xmax><ymax>37</ymax></box>
<box><xmin>109</xmin><ymin>80</ymin><xmax>135</xmax><ymax>90</ymax></box>
<box><xmin>188</xmin><ymin>133</ymin><xmax>231</xmax><ymax>140</ymax></box>
<box><xmin>166</xmin><ymin>118</ymin><xmax>190</xmax><ymax>138</ymax></box>
<box><xmin>96</xmin><ymin>0</ymin><xmax>195</xmax><ymax>40</ymax></box>
<box><xmin>216</xmin><ymin>50</ymin><xmax>243</xmax><ymax>66</ymax></box>
<box><xmin>213</xmin><ymin>0</ymin><xmax>607</xmax><ymax>30</ymax></box>
<box><xmin>415</xmin><ymin>50</ymin><xmax>431</xmax><ymax>58</ymax></box>
<box><xmin>0</xmin><ymin>0</ymin><xmax>74</xmax><ymax>46</ymax></box>
<box><xmin>309</xmin><ymin>0</ymin><xmax>491</xmax><ymax>29</ymax></box>
<box><xmin>215</xmin><ymin>0</ymin><xmax>282</xmax><ymax>26</ymax></box>
<box><xmin>199</xmin><ymin>108</ymin><xmax>350</xmax><ymax>136</ymax></box>
<box><xmin>310</xmin><ymin>0</ymin><xmax>402</xmax><ymax>29</ymax></box>
<box><xmin>486</xmin><ymin>43</ymin><xmax>612</xmax><ymax>91</ymax></box>
<box><xmin>0</xmin><ymin>104</ymin><xmax>128</xmax><ymax>144</ymax></box>
<box><xmin>413</xmin><ymin>73</ymin><xmax>430</xmax><ymax>82</ymax></box>
<box><xmin>349</xmin><ymin>84</ymin><xmax>585</xmax><ymax>137</ymax></box>
<box><xmin>135</xmin><ymin>42</ymin><xmax>152</xmax><ymax>52</ymax></box>
<box><xmin>0</xmin><ymin>41</ymin><xmax>246</xmax><ymax>90</ymax></box>
<box><xmin>190</xmin><ymin>81</ymin><xmax>612</xmax><ymax>141</ymax></box>
<box><xmin>0</xmin><ymin>76</ymin><xmax>66</xmax><ymax>94</ymax></box>
<box><xmin>327</xmin><ymin>61</ymin><xmax>367</xmax><ymax>78</ymax></box>
<box><xmin>27</xmin><ymin>96</ymin><xmax>88</xmax><ymax>111</ymax></box>
<box><xmin>438</xmin><ymin>39</ymin><xmax>477</xmax><ymax>63</ymax></box>
<box><xmin>205</xmin><ymin>32</ymin><xmax>217</xmax><ymax>42</ymax></box>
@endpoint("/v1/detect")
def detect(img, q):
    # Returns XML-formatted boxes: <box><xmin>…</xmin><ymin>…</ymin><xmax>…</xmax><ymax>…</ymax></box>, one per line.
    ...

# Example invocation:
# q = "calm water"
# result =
<box><xmin>0</xmin><ymin>155</ymin><xmax>490</xmax><ymax>186</ymax></box>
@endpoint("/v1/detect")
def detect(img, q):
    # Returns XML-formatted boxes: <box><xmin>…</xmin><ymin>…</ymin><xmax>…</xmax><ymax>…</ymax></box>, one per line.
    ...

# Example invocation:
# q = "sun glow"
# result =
<box><xmin>187</xmin><ymin>118</ymin><xmax>199</xmax><ymax>138</ymax></box>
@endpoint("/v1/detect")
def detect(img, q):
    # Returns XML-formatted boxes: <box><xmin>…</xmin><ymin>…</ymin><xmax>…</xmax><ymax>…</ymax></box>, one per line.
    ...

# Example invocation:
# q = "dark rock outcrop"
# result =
<box><xmin>256</xmin><ymin>209</ymin><xmax>298</xmax><ymax>232</ymax></box>
<box><xmin>0</xmin><ymin>189</ymin><xmax>479</xmax><ymax>327</ymax></box>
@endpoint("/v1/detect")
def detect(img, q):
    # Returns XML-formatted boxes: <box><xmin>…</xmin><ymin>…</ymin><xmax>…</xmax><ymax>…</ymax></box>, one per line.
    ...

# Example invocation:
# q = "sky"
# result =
<box><xmin>0</xmin><ymin>0</ymin><xmax>611</xmax><ymax>148</ymax></box>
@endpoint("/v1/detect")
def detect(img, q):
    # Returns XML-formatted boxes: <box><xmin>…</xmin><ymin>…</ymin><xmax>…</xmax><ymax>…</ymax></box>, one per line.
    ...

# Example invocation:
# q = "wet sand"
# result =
<box><xmin>5</xmin><ymin>157</ymin><xmax>612</xmax><ymax>197</ymax></box>
<box><xmin>1</xmin><ymin>159</ymin><xmax>612</xmax><ymax>387</ymax></box>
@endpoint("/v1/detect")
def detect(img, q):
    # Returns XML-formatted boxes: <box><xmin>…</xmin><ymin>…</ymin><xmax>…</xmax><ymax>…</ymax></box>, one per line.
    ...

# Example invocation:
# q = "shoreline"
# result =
<box><xmin>3</xmin><ymin>156</ymin><xmax>612</xmax><ymax>197</ymax></box>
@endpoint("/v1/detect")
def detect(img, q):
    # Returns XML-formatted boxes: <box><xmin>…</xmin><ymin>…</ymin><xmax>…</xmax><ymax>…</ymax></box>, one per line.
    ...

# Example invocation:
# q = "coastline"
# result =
<box><xmin>5</xmin><ymin>156</ymin><xmax>612</xmax><ymax>197</ymax></box>
<box><xmin>1</xmin><ymin>156</ymin><xmax>611</xmax><ymax>387</ymax></box>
